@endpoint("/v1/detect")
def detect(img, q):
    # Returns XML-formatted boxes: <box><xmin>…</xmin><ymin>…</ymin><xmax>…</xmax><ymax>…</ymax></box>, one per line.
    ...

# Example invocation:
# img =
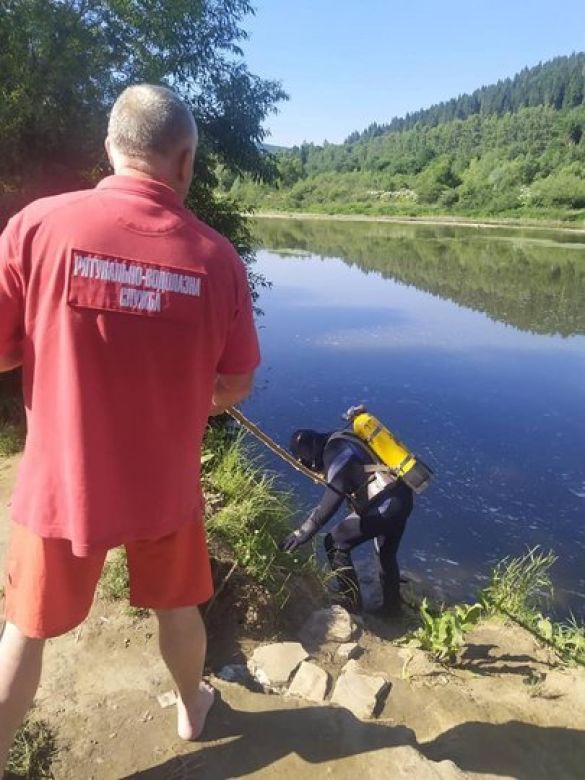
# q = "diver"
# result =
<box><xmin>280</xmin><ymin>413</ymin><xmax>416</xmax><ymax>616</ymax></box>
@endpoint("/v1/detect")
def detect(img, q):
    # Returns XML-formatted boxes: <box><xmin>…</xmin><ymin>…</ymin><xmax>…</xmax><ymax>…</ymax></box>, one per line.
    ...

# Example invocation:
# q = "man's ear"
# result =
<box><xmin>104</xmin><ymin>137</ymin><xmax>114</xmax><ymax>168</ymax></box>
<box><xmin>178</xmin><ymin>146</ymin><xmax>195</xmax><ymax>186</ymax></box>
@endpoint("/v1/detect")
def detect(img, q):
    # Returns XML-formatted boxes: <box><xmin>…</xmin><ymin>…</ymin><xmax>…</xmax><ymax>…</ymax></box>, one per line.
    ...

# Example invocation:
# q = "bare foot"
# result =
<box><xmin>177</xmin><ymin>681</ymin><xmax>215</xmax><ymax>741</ymax></box>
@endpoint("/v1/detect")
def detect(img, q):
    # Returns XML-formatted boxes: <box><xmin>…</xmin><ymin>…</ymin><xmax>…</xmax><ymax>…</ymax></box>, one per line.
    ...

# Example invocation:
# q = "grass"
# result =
<box><xmin>203</xmin><ymin>423</ymin><xmax>323</xmax><ymax>602</ymax></box>
<box><xmin>7</xmin><ymin>718</ymin><xmax>56</xmax><ymax>778</ymax></box>
<box><xmin>403</xmin><ymin>547</ymin><xmax>585</xmax><ymax>666</ymax></box>
<box><xmin>0</xmin><ymin>395</ymin><xmax>26</xmax><ymax>456</ymax></box>
<box><xmin>0</xmin><ymin>423</ymin><xmax>25</xmax><ymax>456</ymax></box>
<box><xmin>99</xmin><ymin>549</ymin><xmax>131</xmax><ymax>602</ymax></box>
<box><xmin>98</xmin><ymin>424</ymin><xmax>324</xmax><ymax>609</ymax></box>
<box><xmin>99</xmin><ymin>550</ymin><xmax>150</xmax><ymax>618</ymax></box>
<box><xmin>480</xmin><ymin>547</ymin><xmax>585</xmax><ymax>665</ymax></box>
<box><xmin>480</xmin><ymin>547</ymin><xmax>557</xmax><ymax>617</ymax></box>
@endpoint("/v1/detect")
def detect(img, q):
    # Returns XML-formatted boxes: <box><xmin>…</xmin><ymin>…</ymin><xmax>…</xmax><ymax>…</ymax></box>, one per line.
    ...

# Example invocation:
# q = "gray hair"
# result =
<box><xmin>108</xmin><ymin>84</ymin><xmax>198</xmax><ymax>158</ymax></box>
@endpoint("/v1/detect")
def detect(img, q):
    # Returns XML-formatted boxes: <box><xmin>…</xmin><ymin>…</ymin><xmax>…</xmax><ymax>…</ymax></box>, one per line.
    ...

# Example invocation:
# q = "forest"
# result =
<box><xmin>226</xmin><ymin>54</ymin><xmax>585</xmax><ymax>221</ymax></box>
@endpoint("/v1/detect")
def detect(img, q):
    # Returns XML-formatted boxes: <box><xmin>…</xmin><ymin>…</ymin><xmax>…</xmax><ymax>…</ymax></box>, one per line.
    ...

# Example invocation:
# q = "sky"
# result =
<box><xmin>241</xmin><ymin>0</ymin><xmax>585</xmax><ymax>147</ymax></box>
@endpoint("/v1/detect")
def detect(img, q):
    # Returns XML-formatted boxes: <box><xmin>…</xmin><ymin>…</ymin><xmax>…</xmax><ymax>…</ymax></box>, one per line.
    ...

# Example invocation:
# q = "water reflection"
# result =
<box><xmin>244</xmin><ymin>219</ymin><xmax>585</xmax><ymax>618</ymax></box>
<box><xmin>253</xmin><ymin>218</ymin><xmax>585</xmax><ymax>337</ymax></box>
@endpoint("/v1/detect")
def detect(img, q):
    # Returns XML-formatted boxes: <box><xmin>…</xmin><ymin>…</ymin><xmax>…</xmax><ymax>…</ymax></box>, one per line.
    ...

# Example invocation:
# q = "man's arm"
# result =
<box><xmin>209</xmin><ymin>371</ymin><xmax>254</xmax><ymax>416</ymax></box>
<box><xmin>280</xmin><ymin>480</ymin><xmax>346</xmax><ymax>552</ymax></box>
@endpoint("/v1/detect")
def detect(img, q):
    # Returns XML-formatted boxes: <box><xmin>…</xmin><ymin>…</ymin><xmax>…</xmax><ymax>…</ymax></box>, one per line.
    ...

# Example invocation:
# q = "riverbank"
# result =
<box><xmin>252</xmin><ymin>210</ymin><xmax>585</xmax><ymax>234</ymax></box>
<box><xmin>2</xmin><ymin>438</ymin><xmax>585</xmax><ymax>778</ymax></box>
<box><xmin>10</xmin><ymin>587</ymin><xmax>585</xmax><ymax>779</ymax></box>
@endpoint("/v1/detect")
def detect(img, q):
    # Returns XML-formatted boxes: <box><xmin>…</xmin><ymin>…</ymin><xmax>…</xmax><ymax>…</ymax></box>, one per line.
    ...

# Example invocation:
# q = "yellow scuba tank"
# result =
<box><xmin>345</xmin><ymin>406</ymin><xmax>433</xmax><ymax>494</ymax></box>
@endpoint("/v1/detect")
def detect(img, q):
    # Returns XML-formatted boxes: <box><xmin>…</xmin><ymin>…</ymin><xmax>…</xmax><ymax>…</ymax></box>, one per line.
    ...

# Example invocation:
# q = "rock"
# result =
<box><xmin>337</xmin><ymin>642</ymin><xmax>361</xmax><ymax>660</ymax></box>
<box><xmin>331</xmin><ymin>665</ymin><xmax>390</xmax><ymax>719</ymax></box>
<box><xmin>248</xmin><ymin>642</ymin><xmax>309</xmax><ymax>688</ymax></box>
<box><xmin>287</xmin><ymin>661</ymin><xmax>329</xmax><ymax>703</ymax></box>
<box><xmin>299</xmin><ymin>606</ymin><xmax>360</xmax><ymax>647</ymax></box>
<box><xmin>341</xmin><ymin>658</ymin><xmax>364</xmax><ymax>675</ymax></box>
<box><xmin>217</xmin><ymin>664</ymin><xmax>250</xmax><ymax>684</ymax></box>
<box><xmin>156</xmin><ymin>690</ymin><xmax>177</xmax><ymax>709</ymax></box>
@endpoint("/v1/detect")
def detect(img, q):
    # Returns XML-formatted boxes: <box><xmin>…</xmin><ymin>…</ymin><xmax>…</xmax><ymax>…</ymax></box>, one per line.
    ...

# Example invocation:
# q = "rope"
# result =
<box><xmin>227</xmin><ymin>407</ymin><xmax>330</xmax><ymax>489</ymax></box>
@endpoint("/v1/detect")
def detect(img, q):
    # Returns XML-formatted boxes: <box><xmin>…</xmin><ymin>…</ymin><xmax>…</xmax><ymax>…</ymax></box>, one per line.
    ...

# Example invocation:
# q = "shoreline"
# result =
<box><xmin>251</xmin><ymin>210</ymin><xmax>585</xmax><ymax>235</ymax></box>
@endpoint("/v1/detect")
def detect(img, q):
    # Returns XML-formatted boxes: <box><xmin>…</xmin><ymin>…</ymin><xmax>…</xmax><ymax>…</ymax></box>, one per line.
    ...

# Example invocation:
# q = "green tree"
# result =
<box><xmin>0</xmin><ymin>0</ymin><xmax>111</xmax><ymax>193</ymax></box>
<box><xmin>276</xmin><ymin>154</ymin><xmax>305</xmax><ymax>187</ymax></box>
<box><xmin>0</xmin><ymin>0</ymin><xmax>286</xmax><ymax>263</ymax></box>
<box><xmin>415</xmin><ymin>155</ymin><xmax>460</xmax><ymax>203</ymax></box>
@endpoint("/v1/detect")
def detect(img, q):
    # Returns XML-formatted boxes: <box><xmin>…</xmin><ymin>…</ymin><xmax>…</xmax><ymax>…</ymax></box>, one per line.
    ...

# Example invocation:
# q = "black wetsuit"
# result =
<box><xmin>300</xmin><ymin>434</ymin><xmax>414</xmax><ymax>611</ymax></box>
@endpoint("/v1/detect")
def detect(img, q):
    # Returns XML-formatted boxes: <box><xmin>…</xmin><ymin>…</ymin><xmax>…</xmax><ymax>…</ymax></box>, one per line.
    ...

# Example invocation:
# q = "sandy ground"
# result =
<box><xmin>253</xmin><ymin>211</ymin><xmax>585</xmax><ymax>233</ymax></box>
<box><xmin>1</xmin><ymin>454</ymin><xmax>585</xmax><ymax>779</ymax></box>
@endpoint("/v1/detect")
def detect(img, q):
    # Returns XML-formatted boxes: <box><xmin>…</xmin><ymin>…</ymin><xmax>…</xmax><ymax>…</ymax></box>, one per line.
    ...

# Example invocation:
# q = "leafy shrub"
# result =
<box><xmin>535</xmin><ymin>615</ymin><xmax>585</xmax><ymax>662</ymax></box>
<box><xmin>411</xmin><ymin>598</ymin><xmax>483</xmax><ymax>661</ymax></box>
<box><xmin>530</xmin><ymin>173</ymin><xmax>585</xmax><ymax>209</ymax></box>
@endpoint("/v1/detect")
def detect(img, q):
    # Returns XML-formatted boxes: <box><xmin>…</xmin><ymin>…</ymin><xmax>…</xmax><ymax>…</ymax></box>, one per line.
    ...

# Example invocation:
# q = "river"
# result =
<box><xmin>241</xmin><ymin>217</ymin><xmax>585</xmax><ymax>618</ymax></box>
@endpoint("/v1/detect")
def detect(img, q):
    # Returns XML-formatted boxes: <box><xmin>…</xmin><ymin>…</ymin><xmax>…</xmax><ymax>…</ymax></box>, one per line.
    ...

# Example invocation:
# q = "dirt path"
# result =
<box><xmin>27</xmin><ymin>606</ymin><xmax>585</xmax><ymax>779</ymax></box>
<box><xmin>0</xmin><ymin>455</ymin><xmax>18</xmax><ymax>550</ymax></box>
<box><xmin>1</xmin><ymin>455</ymin><xmax>584</xmax><ymax>779</ymax></box>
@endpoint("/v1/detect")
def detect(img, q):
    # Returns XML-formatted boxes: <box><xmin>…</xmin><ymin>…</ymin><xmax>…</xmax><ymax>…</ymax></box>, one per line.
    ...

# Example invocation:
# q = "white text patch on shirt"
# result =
<box><xmin>67</xmin><ymin>250</ymin><xmax>205</xmax><ymax>322</ymax></box>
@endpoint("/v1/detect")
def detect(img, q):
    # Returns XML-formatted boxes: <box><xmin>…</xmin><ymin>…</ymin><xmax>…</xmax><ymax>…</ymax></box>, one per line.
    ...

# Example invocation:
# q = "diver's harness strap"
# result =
<box><xmin>326</xmin><ymin>431</ymin><xmax>399</xmax><ymax>514</ymax></box>
<box><xmin>362</xmin><ymin>464</ymin><xmax>396</xmax><ymax>474</ymax></box>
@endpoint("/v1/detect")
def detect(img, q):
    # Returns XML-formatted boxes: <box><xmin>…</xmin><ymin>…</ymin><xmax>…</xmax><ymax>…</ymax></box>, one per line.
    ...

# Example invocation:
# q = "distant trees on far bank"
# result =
<box><xmin>229</xmin><ymin>54</ymin><xmax>585</xmax><ymax>221</ymax></box>
<box><xmin>346</xmin><ymin>54</ymin><xmax>585</xmax><ymax>142</ymax></box>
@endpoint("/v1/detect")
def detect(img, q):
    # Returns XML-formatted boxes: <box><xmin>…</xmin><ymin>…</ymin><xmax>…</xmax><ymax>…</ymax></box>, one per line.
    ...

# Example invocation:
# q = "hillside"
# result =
<box><xmin>347</xmin><ymin>53</ymin><xmax>585</xmax><ymax>141</ymax></box>
<box><xmin>226</xmin><ymin>54</ymin><xmax>585</xmax><ymax>221</ymax></box>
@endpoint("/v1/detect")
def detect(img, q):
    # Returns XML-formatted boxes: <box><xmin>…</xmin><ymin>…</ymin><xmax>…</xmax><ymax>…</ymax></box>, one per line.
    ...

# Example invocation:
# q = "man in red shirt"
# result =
<box><xmin>0</xmin><ymin>84</ymin><xmax>260</xmax><ymax>769</ymax></box>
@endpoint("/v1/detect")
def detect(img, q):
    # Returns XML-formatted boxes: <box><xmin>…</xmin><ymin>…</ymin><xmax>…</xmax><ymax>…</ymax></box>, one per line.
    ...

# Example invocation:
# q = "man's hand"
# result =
<box><xmin>279</xmin><ymin>513</ymin><xmax>320</xmax><ymax>553</ymax></box>
<box><xmin>279</xmin><ymin>529</ymin><xmax>309</xmax><ymax>553</ymax></box>
<box><xmin>209</xmin><ymin>371</ymin><xmax>254</xmax><ymax>416</ymax></box>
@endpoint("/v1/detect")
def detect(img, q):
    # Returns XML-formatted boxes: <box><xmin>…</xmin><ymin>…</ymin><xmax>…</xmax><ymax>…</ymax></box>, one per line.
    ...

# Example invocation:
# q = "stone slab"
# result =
<box><xmin>299</xmin><ymin>606</ymin><xmax>360</xmax><ymax>647</ymax></box>
<box><xmin>248</xmin><ymin>642</ymin><xmax>309</xmax><ymax>688</ymax></box>
<box><xmin>156</xmin><ymin>690</ymin><xmax>177</xmax><ymax>709</ymax></box>
<box><xmin>337</xmin><ymin>642</ymin><xmax>361</xmax><ymax>660</ymax></box>
<box><xmin>287</xmin><ymin>661</ymin><xmax>329</xmax><ymax>703</ymax></box>
<box><xmin>331</xmin><ymin>667</ymin><xmax>390</xmax><ymax>719</ymax></box>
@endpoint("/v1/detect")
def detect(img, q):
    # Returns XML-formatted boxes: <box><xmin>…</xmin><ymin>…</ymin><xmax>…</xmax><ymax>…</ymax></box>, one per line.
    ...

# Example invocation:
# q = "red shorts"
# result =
<box><xmin>3</xmin><ymin>520</ymin><xmax>214</xmax><ymax>639</ymax></box>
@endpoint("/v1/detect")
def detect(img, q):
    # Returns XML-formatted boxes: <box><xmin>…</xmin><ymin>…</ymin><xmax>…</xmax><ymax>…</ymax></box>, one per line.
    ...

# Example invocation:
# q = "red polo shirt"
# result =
<box><xmin>0</xmin><ymin>176</ymin><xmax>260</xmax><ymax>554</ymax></box>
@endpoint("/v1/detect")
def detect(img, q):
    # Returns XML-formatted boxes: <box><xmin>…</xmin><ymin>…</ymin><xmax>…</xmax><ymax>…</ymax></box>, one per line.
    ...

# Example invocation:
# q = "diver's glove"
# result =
<box><xmin>279</xmin><ymin>514</ymin><xmax>320</xmax><ymax>553</ymax></box>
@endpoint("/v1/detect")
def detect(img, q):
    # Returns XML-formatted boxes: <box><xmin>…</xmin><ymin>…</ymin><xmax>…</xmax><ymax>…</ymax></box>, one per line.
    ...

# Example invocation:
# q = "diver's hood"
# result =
<box><xmin>289</xmin><ymin>429</ymin><xmax>330</xmax><ymax>472</ymax></box>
